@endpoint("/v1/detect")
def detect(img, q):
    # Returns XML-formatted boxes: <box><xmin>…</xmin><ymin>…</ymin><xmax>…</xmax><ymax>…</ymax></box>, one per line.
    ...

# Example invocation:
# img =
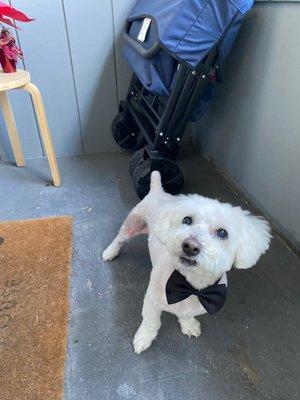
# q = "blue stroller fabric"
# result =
<box><xmin>123</xmin><ymin>0</ymin><xmax>254</xmax><ymax>116</ymax></box>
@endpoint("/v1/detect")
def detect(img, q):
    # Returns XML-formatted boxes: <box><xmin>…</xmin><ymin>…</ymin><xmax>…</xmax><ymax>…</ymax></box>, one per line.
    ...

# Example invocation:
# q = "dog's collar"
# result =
<box><xmin>165</xmin><ymin>270</ymin><xmax>227</xmax><ymax>315</ymax></box>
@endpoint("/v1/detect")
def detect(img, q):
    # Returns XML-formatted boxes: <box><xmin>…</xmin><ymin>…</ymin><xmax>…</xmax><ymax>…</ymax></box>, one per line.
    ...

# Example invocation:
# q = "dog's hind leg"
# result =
<box><xmin>102</xmin><ymin>171</ymin><xmax>163</xmax><ymax>262</ymax></box>
<box><xmin>102</xmin><ymin>205</ymin><xmax>147</xmax><ymax>261</ymax></box>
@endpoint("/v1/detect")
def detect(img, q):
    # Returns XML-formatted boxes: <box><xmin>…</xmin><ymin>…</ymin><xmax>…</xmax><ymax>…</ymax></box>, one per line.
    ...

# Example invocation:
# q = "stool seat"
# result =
<box><xmin>0</xmin><ymin>69</ymin><xmax>61</xmax><ymax>186</ymax></box>
<box><xmin>0</xmin><ymin>70</ymin><xmax>31</xmax><ymax>91</ymax></box>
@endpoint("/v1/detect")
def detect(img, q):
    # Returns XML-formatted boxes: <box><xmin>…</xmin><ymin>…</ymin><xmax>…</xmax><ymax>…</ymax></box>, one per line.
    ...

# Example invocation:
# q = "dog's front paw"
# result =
<box><xmin>102</xmin><ymin>242</ymin><xmax>120</xmax><ymax>261</ymax></box>
<box><xmin>133</xmin><ymin>325</ymin><xmax>158</xmax><ymax>354</ymax></box>
<box><xmin>179</xmin><ymin>317</ymin><xmax>201</xmax><ymax>338</ymax></box>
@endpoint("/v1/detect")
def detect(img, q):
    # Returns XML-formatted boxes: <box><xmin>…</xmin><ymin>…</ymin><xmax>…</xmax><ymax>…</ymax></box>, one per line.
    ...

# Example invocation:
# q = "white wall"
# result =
<box><xmin>192</xmin><ymin>2</ymin><xmax>300</xmax><ymax>243</ymax></box>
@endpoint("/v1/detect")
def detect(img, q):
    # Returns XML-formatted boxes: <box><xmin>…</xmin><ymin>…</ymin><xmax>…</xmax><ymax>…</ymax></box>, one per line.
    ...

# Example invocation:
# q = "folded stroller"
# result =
<box><xmin>112</xmin><ymin>0</ymin><xmax>254</xmax><ymax>199</ymax></box>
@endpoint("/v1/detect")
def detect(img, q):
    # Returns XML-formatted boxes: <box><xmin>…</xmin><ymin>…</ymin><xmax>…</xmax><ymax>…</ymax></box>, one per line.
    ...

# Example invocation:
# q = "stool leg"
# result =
<box><xmin>22</xmin><ymin>82</ymin><xmax>61</xmax><ymax>186</ymax></box>
<box><xmin>0</xmin><ymin>91</ymin><xmax>25</xmax><ymax>167</ymax></box>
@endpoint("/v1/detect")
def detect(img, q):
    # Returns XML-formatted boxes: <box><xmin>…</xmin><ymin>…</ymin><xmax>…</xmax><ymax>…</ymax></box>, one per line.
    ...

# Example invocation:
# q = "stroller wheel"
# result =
<box><xmin>129</xmin><ymin>147</ymin><xmax>147</xmax><ymax>178</ymax></box>
<box><xmin>112</xmin><ymin>110</ymin><xmax>144</xmax><ymax>151</ymax></box>
<box><xmin>159</xmin><ymin>142</ymin><xmax>180</xmax><ymax>161</ymax></box>
<box><xmin>132</xmin><ymin>154</ymin><xmax>184</xmax><ymax>199</ymax></box>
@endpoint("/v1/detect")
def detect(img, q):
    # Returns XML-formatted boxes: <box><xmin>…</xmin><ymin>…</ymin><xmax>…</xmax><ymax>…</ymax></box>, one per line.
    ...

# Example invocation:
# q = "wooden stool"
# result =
<box><xmin>0</xmin><ymin>69</ymin><xmax>61</xmax><ymax>186</ymax></box>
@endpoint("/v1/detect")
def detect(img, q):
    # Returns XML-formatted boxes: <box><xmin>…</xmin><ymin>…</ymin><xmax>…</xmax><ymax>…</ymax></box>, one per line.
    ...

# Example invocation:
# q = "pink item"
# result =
<box><xmin>0</xmin><ymin>29</ymin><xmax>23</xmax><ymax>72</ymax></box>
<box><xmin>0</xmin><ymin>2</ymin><xmax>33</xmax><ymax>29</ymax></box>
<box><xmin>0</xmin><ymin>3</ymin><xmax>33</xmax><ymax>72</ymax></box>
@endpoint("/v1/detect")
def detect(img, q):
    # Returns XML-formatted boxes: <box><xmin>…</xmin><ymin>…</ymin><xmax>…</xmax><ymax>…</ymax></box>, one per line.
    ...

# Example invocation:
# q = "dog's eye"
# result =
<box><xmin>182</xmin><ymin>216</ymin><xmax>193</xmax><ymax>225</ymax></box>
<box><xmin>216</xmin><ymin>228</ymin><xmax>228</xmax><ymax>239</ymax></box>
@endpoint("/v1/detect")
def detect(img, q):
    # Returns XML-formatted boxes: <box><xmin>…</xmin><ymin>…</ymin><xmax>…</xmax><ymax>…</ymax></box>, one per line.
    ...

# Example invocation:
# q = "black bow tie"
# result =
<box><xmin>166</xmin><ymin>269</ymin><xmax>227</xmax><ymax>315</ymax></box>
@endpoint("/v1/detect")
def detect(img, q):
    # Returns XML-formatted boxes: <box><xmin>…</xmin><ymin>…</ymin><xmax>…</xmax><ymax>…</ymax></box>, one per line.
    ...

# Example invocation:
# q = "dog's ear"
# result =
<box><xmin>234</xmin><ymin>210</ymin><xmax>271</xmax><ymax>269</ymax></box>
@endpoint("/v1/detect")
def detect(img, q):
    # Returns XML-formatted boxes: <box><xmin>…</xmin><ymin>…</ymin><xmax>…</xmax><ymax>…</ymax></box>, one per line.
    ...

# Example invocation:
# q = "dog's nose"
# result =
<box><xmin>182</xmin><ymin>238</ymin><xmax>201</xmax><ymax>257</ymax></box>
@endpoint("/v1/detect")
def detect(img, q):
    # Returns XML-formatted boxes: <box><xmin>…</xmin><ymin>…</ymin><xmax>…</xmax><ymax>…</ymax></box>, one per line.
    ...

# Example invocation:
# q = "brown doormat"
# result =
<box><xmin>0</xmin><ymin>217</ymin><xmax>73</xmax><ymax>400</ymax></box>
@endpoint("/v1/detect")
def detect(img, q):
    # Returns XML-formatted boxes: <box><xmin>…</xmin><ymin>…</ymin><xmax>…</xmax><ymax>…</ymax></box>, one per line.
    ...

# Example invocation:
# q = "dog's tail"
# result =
<box><xmin>150</xmin><ymin>171</ymin><xmax>163</xmax><ymax>194</ymax></box>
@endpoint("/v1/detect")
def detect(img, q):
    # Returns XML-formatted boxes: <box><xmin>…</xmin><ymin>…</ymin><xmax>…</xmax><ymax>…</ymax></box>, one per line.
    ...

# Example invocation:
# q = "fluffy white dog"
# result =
<box><xmin>102</xmin><ymin>171</ymin><xmax>271</xmax><ymax>354</ymax></box>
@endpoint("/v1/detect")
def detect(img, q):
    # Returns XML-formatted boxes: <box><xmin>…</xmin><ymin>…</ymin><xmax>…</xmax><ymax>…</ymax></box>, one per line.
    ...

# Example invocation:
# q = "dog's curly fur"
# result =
<box><xmin>102</xmin><ymin>172</ymin><xmax>271</xmax><ymax>354</ymax></box>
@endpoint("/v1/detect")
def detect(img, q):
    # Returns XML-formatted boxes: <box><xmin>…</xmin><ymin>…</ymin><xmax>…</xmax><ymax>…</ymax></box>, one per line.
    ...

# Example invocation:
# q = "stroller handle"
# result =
<box><xmin>123</xmin><ymin>20</ymin><xmax>161</xmax><ymax>59</ymax></box>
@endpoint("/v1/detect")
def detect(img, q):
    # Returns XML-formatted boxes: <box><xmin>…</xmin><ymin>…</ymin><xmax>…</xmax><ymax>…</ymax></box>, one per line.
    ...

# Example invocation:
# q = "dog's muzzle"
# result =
<box><xmin>180</xmin><ymin>256</ymin><xmax>197</xmax><ymax>267</ymax></box>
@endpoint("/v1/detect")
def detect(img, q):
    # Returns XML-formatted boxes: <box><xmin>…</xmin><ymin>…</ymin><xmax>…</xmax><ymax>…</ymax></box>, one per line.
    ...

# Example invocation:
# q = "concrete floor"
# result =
<box><xmin>0</xmin><ymin>150</ymin><xmax>299</xmax><ymax>400</ymax></box>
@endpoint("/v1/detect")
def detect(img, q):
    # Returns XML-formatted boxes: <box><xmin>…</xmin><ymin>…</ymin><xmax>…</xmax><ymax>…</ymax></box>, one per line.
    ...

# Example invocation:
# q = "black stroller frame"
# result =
<box><xmin>112</xmin><ymin>44</ymin><xmax>221</xmax><ymax>199</ymax></box>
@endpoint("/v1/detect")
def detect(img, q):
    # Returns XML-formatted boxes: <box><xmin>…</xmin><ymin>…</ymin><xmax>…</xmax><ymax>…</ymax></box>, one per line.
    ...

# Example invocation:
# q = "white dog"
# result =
<box><xmin>102</xmin><ymin>171</ymin><xmax>271</xmax><ymax>354</ymax></box>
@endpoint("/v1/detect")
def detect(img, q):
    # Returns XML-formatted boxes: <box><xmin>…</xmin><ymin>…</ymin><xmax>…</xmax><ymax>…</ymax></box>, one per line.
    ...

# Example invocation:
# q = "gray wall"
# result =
<box><xmin>0</xmin><ymin>0</ymin><xmax>136</xmax><ymax>161</ymax></box>
<box><xmin>192</xmin><ymin>2</ymin><xmax>300</xmax><ymax>243</ymax></box>
<box><xmin>1</xmin><ymin>2</ymin><xmax>299</xmax><ymax>244</ymax></box>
